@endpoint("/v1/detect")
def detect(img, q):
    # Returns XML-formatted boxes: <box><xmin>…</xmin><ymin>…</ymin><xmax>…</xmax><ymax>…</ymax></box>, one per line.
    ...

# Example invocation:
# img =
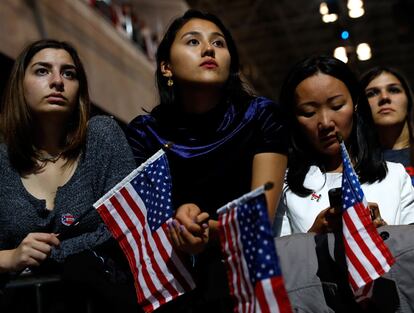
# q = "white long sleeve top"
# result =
<box><xmin>274</xmin><ymin>161</ymin><xmax>414</xmax><ymax>236</ymax></box>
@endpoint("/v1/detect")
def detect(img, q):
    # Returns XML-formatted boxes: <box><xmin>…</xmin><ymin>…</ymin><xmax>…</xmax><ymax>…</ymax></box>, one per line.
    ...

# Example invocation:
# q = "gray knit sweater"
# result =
<box><xmin>0</xmin><ymin>116</ymin><xmax>136</xmax><ymax>262</ymax></box>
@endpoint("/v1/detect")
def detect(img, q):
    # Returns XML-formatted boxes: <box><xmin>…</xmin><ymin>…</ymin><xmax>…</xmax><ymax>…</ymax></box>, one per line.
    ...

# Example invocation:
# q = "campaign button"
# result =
<box><xmin>61</xmin><ymin>213</ymin><xmax>75</xmax><ymax>226</ymax></box>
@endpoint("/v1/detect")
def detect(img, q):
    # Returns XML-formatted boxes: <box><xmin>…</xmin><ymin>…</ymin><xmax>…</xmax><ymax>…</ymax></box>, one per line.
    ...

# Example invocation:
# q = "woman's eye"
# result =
<box><xmin>34</xmin><ymin>68</ymin><xmax>48</xmax><ymax>76</ymax></box>
<box><xmin>187</xmin><ymin>39</ymin><xmax>199</xmax><ymax>46</ymax></box>
<box><xmin>332</xmin><ymin>104</ymin><xmax>344</xmax><ymax>111</ymax></box>
<box><xmin>365</xmin><ymin>89</ymin><xmax>379</xmax><ymax>98</ymax></box>
<box><xmin>299</xmin><ymin>111</ymin><xmax>315</xmax><ymax>118</ymax></box>
<box><xmin>62</xmin><ymin>70</ymin><xmax>77</xmax><ymax>80</ymax></box>
<box><xmin>212</xmin><ymin>40</ymin><xmax>225</xmax><ymax>48</ymax></box>
<box><xmin>388</xmin><ymin>86</ymin><xmax>402</xmax><ymax>94</ymax></box>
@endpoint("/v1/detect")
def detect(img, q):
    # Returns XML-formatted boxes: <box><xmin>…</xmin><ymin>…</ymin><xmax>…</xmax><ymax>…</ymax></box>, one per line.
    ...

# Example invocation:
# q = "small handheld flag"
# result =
<box><xmin>217</xmin><ymin>184</ymin><xmax>292</xmax><ymax>313</ymax></box>
<box><xmin>338</xmin><ymin>136</ymin><xmax>395</xmax><ymax>294</ymax></box>
<box><xmin>94</xmin><ymin>149</ymin><xmax>195</xmax><ymax>313</ymax></box>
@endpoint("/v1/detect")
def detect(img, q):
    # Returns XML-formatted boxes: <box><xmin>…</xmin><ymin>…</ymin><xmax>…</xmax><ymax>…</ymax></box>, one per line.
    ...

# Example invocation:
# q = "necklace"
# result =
<box><xmin>34</xmin><ymin>148</ymin><xmax>63</xmax><ymax>163</ymax></box>
<box><xmin>36</xmin><ymin>153</ymin><xmax>62</xmax><ymax>163</ymax></box>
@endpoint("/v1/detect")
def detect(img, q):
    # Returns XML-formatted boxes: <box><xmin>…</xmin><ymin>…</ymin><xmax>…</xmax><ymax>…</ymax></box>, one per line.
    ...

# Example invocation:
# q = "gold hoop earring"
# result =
<box><xmin>167</xmin><ymin>77</ymin><xmax>174</xmax><ymax>87</ymax></box>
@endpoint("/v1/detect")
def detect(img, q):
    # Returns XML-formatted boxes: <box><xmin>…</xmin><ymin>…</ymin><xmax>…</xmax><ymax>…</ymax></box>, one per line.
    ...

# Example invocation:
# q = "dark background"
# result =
<box><xmin>186</xmin><ymin>0</ymin><xmax>414</xmax><ymax>100</ymax></box>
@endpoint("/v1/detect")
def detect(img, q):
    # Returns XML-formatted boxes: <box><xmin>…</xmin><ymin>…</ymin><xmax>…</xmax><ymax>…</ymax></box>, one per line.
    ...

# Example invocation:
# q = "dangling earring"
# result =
<box><xmin>167</xmin><ymin>77</ymin><xmax>174</xmax><ymax>87</ymax></box>
<box><xmin>354</xmin><ymin>104</ymin><xmax>358</xmax><ymax>112</ymax></box>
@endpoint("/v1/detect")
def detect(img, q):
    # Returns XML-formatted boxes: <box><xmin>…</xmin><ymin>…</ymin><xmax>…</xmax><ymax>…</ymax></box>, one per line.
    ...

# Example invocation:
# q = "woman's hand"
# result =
<box><xmin>168</xmin><ymin>203</ymin><xmax>209</xmax><ymax>255</ymax></box>
<box><xmin>307</xmin><ymin>202</ymin><xmax>386</xmax><ymax>234</ymax></box>
<box><xmin>175</xmin><ymin>203</ymin><xmax>209</xmax><ymax>236</ymax></box>
<box><xmin>0</xmin><ymin>233</ymin><xmax>60</xmax><ymax>272</ymax></box>
<box><xmin>308</xmin><ymin>206</ymin><xmax>342</xmax><ymax>234</ymax></box>
<box><xmin>368</xmin><ymin>202</ymin><xmax>387</xmax><ymax>228</ymax></box>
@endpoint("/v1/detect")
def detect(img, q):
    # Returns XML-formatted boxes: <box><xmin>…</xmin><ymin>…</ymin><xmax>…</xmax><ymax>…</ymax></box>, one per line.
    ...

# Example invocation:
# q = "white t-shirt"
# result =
<box><xmin>274</xmin><ymin>161</ymin><xmax>414</xmax><ymax>236</ymax></box>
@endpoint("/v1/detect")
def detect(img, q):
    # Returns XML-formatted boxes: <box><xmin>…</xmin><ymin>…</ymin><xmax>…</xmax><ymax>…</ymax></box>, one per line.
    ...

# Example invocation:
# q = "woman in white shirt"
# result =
<box><xmin>274</xmin><ymin>55</ymin><xmax>414</xmax><ymax>236</ymax></box>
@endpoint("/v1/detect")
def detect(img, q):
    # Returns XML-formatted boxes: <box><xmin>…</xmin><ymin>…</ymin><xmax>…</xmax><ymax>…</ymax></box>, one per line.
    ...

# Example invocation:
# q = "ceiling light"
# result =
<box><xmin>322</xmin><ymin>13</ymin><xmax>338</xmax><ymax>23</ymax></box>
<box><xmin>347</xmin><ymin>0</ymin><xmax>364</xmax><ymax>18</ymax></box>
<box><xmin>356</xmin><ymin>43</ymin><xmax>371</xmax><ymax>61</ymax></box>
<box><xmin>334</xmin><ymin>46</ymin><xmax>348</xmax><ymax>63</ymax></box>
<box><xmin>320</xmin><ymin>2</ymin><xmax>329</xmax><ymax>15</ymax></box>
<box><xmin>347</xmin><ymin>0</ymin><xmax>363</xmax><ymax>10</ymax></box>
<box><xmin>349</xmin><ymin>7</ymin><xmax>365</xmax><ymax>18</ymax></box>
<box><xmin>341</xmin><ymin>30</ymin><xmax>350</xmax><ymax>40</ymax></box>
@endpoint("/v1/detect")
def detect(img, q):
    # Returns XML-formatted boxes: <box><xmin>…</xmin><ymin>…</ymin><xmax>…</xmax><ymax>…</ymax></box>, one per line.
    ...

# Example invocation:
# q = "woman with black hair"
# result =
<box><xmin>273</xmin><ymin>55</ymin><xmax>414</xmax><ymax>237</ymax></box>
<box><xmin>361</xmin><ymin>67</ymin><xmax>414</xmax><ymax>185</ymax></box>
<box><xmin>126</xmin><ymin>9</ymin><xmax>288</xmax><ymax>312</ymax></box>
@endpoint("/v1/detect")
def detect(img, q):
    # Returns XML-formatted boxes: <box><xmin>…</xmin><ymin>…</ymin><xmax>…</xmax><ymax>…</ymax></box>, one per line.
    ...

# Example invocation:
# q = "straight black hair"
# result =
<box><xmin>280</xmin><ymin>55</ymin><xmax>387</xmax><ymax>196</ymax></box>
<box><xmin>154</xmin><ymin>9</ymin><xmax>252</xmax><ymax>113</ymax></box>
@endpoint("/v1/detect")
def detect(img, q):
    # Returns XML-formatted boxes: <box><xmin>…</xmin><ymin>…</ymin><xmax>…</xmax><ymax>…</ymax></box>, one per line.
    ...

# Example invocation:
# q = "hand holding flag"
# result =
<box><xmin>169</xmin><ymin>203</ymin><xmax>209</xmax><ymax>255</ymax></box>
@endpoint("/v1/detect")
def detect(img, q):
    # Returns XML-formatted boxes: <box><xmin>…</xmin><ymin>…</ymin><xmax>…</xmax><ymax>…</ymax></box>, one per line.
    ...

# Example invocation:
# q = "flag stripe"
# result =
<box><xmin>272</xmin><ymin>277</ymin><xmax>293</xmax><ymax>313</ymax></box>
<box><xmin>343</xmin><ymin>231</ymin><xmax>372</xmax><ymax>288</ymax></box>
<box><xmin>110</xmin><ymin>194</ymin><xmax>165</xmax><ymax>310</ymax></box>
<box><xmin>157</xmin><ymin>223</ymin><xmax>195</xmax><ymax>291</ymax></box>
<box><xmin>219</xmin><ymin>212</ymin><xmax>237</xmax><ymax>297</ymax></box>
<box><xmin>97</xmin><ymin>202</ymin><xmax>155</xmax><ymax>310</ymax></box>
<box><xmin>343</xmin><ymin>204</ymin><xmax>387</xmax><ymax>282</ymax></box>
<box><xmin>112</xmin><ymin>189</ymin><xmax>160</xmax><ymax>302</ymax></box>
<box><xmin>218</xmin><ymin>193</ymin><xmax>292</xmax><ymax>313</ymax></box>
<box><xmin>255</xmin><ymin>279</ymin><xmax>277</xmax><ymax>313</ymax></box>
<box><xmin>220</xmin><ymin>209</ymin><xmax>254</xmax><ymax>313</ymax></box>
<box><xmin>343</xmin><ymin>211</ymin><xmax>383</xmax><ymax>279</ymax></box>
<box><xmin>115</xmin><ymin>188</ymin><xmax>178</xmax><ymax>305</ymax></box>
<box><xmin>231</xmin><ymin>209</ymin><xmax>256</xmax><ymax>313</ymax></box>
<box><xmin>344</xmin><ymin>250</ymin><xmax>364</xmax><ymax>291</ymax></box>
<box><xmin>123</xmin><ymin>184</ymin><xmax>194</xmax><ymax>291</ymax></box>
<box><xmin>346</xmin><ymin>203</ymin><xmax>392</xmax><ymax>272</ymax></box>
<box><xmin>352</xmin><ymin>202</ymin><xmax>394</xmax><ymax>268</ymax></box>
<box><xmin>340</xmin><ymin>141</ymin><xmax>395</xmax><ymax>293</ymax></box>
<box><xmin>94</xmin><ymin>150</ymin><xmax>195</xmax><ymax>313</ymax></box>
<box><xmin>119</xmin><ymin>187</ymin><xmax>180</xmax><ymax>304</ymax></box>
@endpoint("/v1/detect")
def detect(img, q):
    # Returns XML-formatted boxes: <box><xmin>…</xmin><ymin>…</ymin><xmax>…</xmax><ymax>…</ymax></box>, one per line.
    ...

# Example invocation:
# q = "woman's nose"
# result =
<box><xmin>378</xmin><ymin>89</ymin><xmax>391</xmax><ymax>106</ymax></box>
<box><xmin>202</xmin><ymin>43</ymin><xmax>215</xmax><ymax>57</ymax></box>
<box><xmin>49</xmin><ymin>72</ymin><xmax>64</xmax><ymax>90</ymax></box>
<box><xmin>318</xmin><ymin>111</ymin><xmax>334</xmax><ymax>130</ymax></box>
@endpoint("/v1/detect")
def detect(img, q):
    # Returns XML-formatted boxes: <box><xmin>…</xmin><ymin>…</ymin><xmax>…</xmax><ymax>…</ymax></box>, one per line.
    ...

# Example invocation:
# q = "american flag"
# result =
<box><xmin>340</xmin><ymin>141</ymin><xmax>395</xmax><ymax>293</ymax></box>
<box><xmin>218</xmin><ymin>191</ymin><xmax>292</xmax><ymax>313</ymax></box>
<box><xmin>93</xmin><ymin>149</ymin><xmax>195</xmax><ymax>313</ymax></box>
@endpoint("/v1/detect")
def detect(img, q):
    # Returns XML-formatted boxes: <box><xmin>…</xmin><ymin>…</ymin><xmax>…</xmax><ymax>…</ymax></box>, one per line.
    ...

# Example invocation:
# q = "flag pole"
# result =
<box><xmin>216</xmin><ymin>182</ymin><xmax>274</xmax><ymax>215</ymax></box>
<box><xmin>336</xmin><ymin>131</ymin><xmax>353</xmax><ymax>171</ymax></box>
<box><xmin>335</xmin><ymin>131</ymin><xmax>343</xmax><ymax>143</ymax></box>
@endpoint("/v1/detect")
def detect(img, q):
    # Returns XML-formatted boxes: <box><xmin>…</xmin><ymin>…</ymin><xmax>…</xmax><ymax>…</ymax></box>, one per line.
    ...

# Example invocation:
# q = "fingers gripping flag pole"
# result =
<box><xmin>217</xmin><ymin>183</ymin><xmax>293</xmax><ymax>313</ymax></box>
<box><xmin>93</xmin><ymin>149</ymin><xmax>195</xmax><ymax>313</ymax></box>
<box><xmin>337</xmin><ymin>133</ymin><xmax>395</xmax><ymax>296</ymax></box>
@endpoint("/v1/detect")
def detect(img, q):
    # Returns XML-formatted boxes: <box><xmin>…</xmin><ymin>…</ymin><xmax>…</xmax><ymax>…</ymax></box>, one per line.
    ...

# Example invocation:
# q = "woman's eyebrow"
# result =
<box><xmin>180</xmin><ymin>31</ymin><xmax>225</xmax><ymax>39</ymax></box>
<box><xmin>30</xmin><ymin>62</ymin><xmax>76</xmax><ymax>69</ymax></box>
<box><xmin>326</xmin><ymin>94</ymin><xmax>344</xmax><ymax>102</ymax></box>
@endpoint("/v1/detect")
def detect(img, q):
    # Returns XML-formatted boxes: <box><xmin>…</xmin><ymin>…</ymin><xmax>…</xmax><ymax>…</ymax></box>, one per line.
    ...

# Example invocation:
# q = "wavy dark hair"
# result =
<box><xmin>280</xmin><ymin>55</ymin><xmax>387</xmax><ymax>196</ymax></box>
<box><xmin>154</xmin><ymin>9</ymin><xmax>252</xmax><ymax>113</ymax></box>
<box><xmin>0</xmin><ymin>39</ymin><xmax>90</xmax><ymax>174</ymax></box>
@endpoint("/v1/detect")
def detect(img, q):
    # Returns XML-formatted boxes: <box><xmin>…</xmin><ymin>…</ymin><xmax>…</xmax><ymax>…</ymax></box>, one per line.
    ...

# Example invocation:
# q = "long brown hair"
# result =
<box><xmin>0</xmin><ymin>39</ymin><xmax>90</xmax><ymax>174</ymax></box>
<box><xmin>360</xmin><ymin>66</ymin><xmax>414</xmax><ymax>165</ymax></box>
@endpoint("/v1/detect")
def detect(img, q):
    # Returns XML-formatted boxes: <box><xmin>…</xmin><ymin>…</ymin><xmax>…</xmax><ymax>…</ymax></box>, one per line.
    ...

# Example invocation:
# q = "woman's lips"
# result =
<box><xmin>200</xmin><ymin>60</ymin><xmax>218</xmax><ymax>69</ymax></box>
